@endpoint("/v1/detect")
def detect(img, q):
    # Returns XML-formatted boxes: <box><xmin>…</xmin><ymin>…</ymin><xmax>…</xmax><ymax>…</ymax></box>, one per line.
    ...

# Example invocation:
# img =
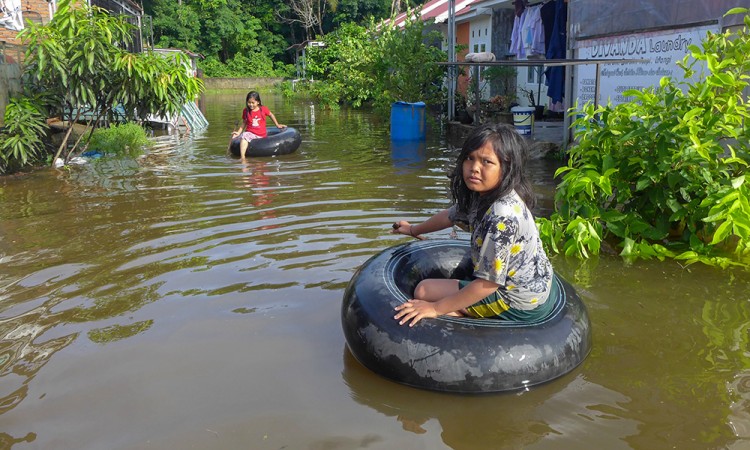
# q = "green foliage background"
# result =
<box><xmin>141</xmin><ymin>0</ymin><xmax>431</xmax><ymax>78</ymax></box>
<box><xmin>300</xmin><ymin>15</ymin><xmax>446</xmax><ymax>111</ymax></box>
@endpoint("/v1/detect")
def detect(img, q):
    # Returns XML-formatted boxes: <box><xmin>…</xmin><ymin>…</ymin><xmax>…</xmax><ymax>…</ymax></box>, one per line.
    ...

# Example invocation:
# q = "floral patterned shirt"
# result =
<box><xmin>448</xmin><ymin>190</ymin><xmax>553</xmax><ymax>310</ymax></box>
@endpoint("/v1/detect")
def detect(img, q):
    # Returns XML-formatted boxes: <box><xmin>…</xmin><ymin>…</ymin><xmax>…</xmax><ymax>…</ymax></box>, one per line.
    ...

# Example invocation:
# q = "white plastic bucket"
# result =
<box><xmin>511</xmin><ymin>106</ymin><xmax>535</xmax><ymax>136</ymax></box>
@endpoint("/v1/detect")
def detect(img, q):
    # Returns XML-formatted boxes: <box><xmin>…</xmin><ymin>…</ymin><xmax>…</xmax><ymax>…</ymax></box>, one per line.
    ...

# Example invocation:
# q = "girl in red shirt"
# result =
<box><xmin>231</xmin><ymin>91</ymin><xmax>286</xmax><ymax>158</ymax></box>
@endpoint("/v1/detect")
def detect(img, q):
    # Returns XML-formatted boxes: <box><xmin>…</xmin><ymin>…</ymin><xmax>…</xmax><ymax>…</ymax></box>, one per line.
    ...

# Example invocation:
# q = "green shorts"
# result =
<box><xmin>458</xmin><ymin>278</ymin><xmax>557</xmax><ymax>322</ymax></box>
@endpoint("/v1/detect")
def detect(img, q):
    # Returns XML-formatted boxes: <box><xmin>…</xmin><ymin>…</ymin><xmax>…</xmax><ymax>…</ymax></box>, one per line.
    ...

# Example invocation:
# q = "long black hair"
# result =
<box><xmin>245</xmin><ymin>91</ymin><xmax>262</xmax><ymax>106</ymax></box>
<box><xmin>449</xmin><ymin>123</ymin><xmax>535</xmax><ymax>223</ymax></box>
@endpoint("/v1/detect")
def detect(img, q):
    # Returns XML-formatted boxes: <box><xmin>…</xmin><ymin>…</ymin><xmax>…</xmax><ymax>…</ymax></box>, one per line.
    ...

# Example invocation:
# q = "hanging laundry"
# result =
<box><xmin>545</xmin><ymin>0</ymin><xmax>567</xmax><ymax>105</ymax></box>
<box><xmin>540</xmin><ymin>0</ymin><xmax>556</xmax><ymax>54</ymax></box>
<box><xmin>509</xmin><ymin>9</ymin><xmax>527</xmax><ymax>58</ymax></box>
<box><xmin>0</xmin><ymin>0</ymin><xmax>24</xmax><ymax>31</ymax></box>
<box><xmin>521</xmin><ymin>5</ymin><xmax>546</xmax><ymax>58</ymax></box>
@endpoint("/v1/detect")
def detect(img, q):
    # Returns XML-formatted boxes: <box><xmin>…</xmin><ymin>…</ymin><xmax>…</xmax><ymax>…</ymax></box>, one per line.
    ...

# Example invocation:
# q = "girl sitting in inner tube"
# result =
<box><xmin>391</xmin><ymin>123</ymin><xmax>553</xmax><ymax>327</ymax></box>
<box><xmin>231</xmin><ymin>91</ymin><xmax>286</xmax><ymax>159</ymax></box>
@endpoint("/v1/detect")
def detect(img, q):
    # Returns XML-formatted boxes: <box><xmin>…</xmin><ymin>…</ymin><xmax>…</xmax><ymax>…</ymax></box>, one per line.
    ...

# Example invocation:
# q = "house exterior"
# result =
<box><xmin>443</xmin><ymin>0</ymin><xmax>750</xmax><ymax>110</ymax></box>
<box><xmin>0</xmin><ymin>0</ymin><xmax>52</xmax><ymax>58</ymax></box>
<box><xmin>454</xmin><ymin>0</ymin><xmax>516</xmax><ymax>100</ymax></box>
<box><xmin>0</xmin><ymin>0</ymin><xmax>143</xmax><ymax>53</ymax></box>
<box><xmin>0</xmin><ymin>0</ymin><xmax>53</xmax><ymax>124</ymax></box>
<box><xmin>390</xmin><ymin>0</ymin><xmax>479</xmax><ymax>29</ymax></box>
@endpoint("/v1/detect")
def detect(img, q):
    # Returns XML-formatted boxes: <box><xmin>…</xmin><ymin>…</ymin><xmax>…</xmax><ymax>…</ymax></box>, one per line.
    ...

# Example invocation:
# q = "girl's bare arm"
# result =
<box><xmin>392</xmin><ymin>208</ymin><xmax>453</xmax><ymax>238</ymax></box>
<box><xmin>268</xmin><ymin>112</ymin><xmax>286</xmax><ymax>128</ymax></box>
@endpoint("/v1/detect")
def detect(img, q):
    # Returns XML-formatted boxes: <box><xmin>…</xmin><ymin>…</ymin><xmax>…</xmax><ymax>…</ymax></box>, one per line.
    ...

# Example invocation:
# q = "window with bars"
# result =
<box><xmin>527</xmin><ymin>66</ymin><xmax>544</xmax><ymax>84</ymax></box>
<box><xmin>89</xmin><ymin>0</ymin><xmax>143</xmax><ymax>53</ymax></box>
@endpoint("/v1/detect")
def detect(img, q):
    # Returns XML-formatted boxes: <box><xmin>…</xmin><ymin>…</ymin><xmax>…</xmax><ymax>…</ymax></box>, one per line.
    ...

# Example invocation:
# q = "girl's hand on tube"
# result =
<box><xmin>391</xmin><ymin>221</ymin><xmax>411</xmax><ymax>236</ymax></box>
<box><xmin>394</xmin><ymin>300</ymin><xmax>438</xmax><ymax>327</ymax></box>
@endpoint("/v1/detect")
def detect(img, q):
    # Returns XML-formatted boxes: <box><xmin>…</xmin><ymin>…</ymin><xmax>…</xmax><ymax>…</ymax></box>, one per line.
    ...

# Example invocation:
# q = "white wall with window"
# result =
<box><xmin>469</xmin><ymin>15</ymin><xmax>492</xmax><ymax>100</ymax></box>
<box><xmin>518</xmin><ymin>65</ymin><xmax>545</xmax><ymax>107</ymax></box>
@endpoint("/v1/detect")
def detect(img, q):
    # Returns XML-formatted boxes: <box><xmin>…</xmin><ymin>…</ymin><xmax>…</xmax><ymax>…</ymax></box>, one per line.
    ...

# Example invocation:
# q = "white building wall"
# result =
<box><xmin>469</xmin><ymin>16</ymin><xmax>492</xmax><ymax>54</ymax></box>
<box><xmin>469</xmin><ymin>15</ymin><xmax>493</xmax><ymax>99</ymax></box>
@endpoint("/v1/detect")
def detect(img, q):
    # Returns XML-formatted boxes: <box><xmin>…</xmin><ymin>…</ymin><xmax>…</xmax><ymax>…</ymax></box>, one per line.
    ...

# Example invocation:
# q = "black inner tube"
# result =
<box><xmin>341</xmin><ymin>239</ymin><xmax>592</xmax><ymax>393</ymax></box>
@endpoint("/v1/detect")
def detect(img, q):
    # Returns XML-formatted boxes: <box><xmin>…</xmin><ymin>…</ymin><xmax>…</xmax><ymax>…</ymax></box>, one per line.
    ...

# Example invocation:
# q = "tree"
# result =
<box><xmin>305</xmin><ymin>22</ymin><xmax>374</xmax><ymax>107</ymax></box>
<box><xmin>279</xmin><ymin>0</ymin><xmax>330</xmax><ymax>40</ymax></box>
<box><xmin>329</xmin><ymin>0</ymin><xmax>390</xmax><ymax>25</ymax></box>
<box><xmin>0</xmin><ymin>97</ymin><xmax>48</xmax><ymax>173</ymax></box>
<box><xmin>144</xmin><ymin>0</ymin><xmax>293</xmax><ymax>77</ymax></box>
<box><xmin>15</xmin><ymin>0</ymin><xmax>203</xmax><ymax>163</ymax></box>
<box><xmin>149</xmin><ymin>0</ymin><xmax>201</xmax><ymax>50</ymax></box>
<box><xmin>391</xmin><ymin>0</ymin><xmax>400</xmax><ymax>16</ymax></box>
<box><xmin>301</xmin><ymin>9</ymin><xmax>446</xmax><ymax>112</ymax></box>
<box><xmin>370</xmin><ymin>12</ymin><xmax>446</xmax><ymax>109</ymax></box>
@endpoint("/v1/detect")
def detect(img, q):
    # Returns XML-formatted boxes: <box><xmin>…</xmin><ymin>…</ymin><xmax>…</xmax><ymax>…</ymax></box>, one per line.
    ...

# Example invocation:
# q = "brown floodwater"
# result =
<box><xmin>1</xmin><ymin>90</ymin><xmax>750</xmax><ymax>450</ymax></box>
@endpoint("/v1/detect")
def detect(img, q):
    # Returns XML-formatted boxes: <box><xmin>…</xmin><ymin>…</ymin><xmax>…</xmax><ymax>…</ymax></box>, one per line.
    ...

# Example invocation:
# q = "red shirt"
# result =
<box><xmin>242</xmin><ymin>105</ymin><xmax>270</xmax><ymax>138</ymax></box>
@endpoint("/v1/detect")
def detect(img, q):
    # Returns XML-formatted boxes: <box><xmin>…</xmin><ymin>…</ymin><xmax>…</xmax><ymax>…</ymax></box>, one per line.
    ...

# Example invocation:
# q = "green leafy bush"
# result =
<box><xmin>305</xmin><ymin>81</ymin><xmax>344</xmax><ymax>109</ymax></box>
<box><xmin>301</xmin><ymin>11</ymin><xmax>446</xmax><ymax>112</ymax></box>
<box><xmin>369</xmin><ymin>13</ymin><xmax>446</xmax><ymax>112</ymax></box>
<box><xmin>304</xmin><ymin>22</ymin><xmax>375</xmax><ymax>108</ymax></box>
<box><xmin>0</xmin><ymin>97</ymin><xmax>49</xmax><ymax>173</ymax></box>
<box><xmin>87</xmin><ymin>123</ymin><xmax>150</xmax><ymax>157</ymax></box>
<box><xmin>199</xmin><ymin>53</ymin><xmax>294</xmax><ymax>78</ymax></box>
<box><xmin>537</xmin><ymin>8</ymin><xmax>750</xmax><ymax>269</ymax></box>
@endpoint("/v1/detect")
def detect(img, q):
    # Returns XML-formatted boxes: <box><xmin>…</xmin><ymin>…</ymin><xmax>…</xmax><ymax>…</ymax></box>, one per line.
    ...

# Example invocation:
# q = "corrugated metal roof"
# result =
<box><xmin>390</xmin><ymin>0</ymin><xmax>482</xmax><ymax>28</ymax></box>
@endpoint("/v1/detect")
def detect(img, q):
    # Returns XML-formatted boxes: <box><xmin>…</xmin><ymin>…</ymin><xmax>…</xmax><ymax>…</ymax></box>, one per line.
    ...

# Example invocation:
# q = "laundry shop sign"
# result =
<box><xmin>588</xmin><ymin>34</ymin><xmax>693</xmax><ymax>58</ymax></box>
<box><xmin>573</xmin><ymin>24</ymin><xmax>717</xmax><ymax>107</ymax></box>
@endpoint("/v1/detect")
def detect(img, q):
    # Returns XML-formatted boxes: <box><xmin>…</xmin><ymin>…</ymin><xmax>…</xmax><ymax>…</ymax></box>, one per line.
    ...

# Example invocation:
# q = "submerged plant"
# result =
<box><xmin>87</xmin><ymin>123</ymin><xmax>151</xmax><ymax>158</ymax></box>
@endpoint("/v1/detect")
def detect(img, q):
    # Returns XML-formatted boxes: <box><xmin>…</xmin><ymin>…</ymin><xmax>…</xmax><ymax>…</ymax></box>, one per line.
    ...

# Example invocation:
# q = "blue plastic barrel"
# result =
<box><xmin>390</xmin><ymin>101</ymin><xmax>426</xmax><ymax>140</ymax></box>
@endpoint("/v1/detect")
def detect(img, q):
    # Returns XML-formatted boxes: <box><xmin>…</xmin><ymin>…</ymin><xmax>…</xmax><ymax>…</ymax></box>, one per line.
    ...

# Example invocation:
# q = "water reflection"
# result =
<box><xmin>238</xmin><ymin>159</ymin><xmax>279</xmax><ymax>230</ymax></box>
<box><xmin>553</xmin><ymin>256</ymin><xmax>750</xmax><ymax>448</ymax></box>
<box><xmin>342</xmin><ymin>348</ymin><xmax>639</xmax><ymax>449</ymax></box>
<box><xmin>0</xmin><ymin>432</ymin><xmax>35</xmax><ymax>447</ymax></box>
<box><xmin>390</xmin><ymin>140</ymin><xmax>427</xmax><ymax>174</ymax></box>
<box><xmin>87</xmin><ymin>320</ymin><xmax>153</xmax><ymax>344</ymax></box>
<box><xmin>728</xmin><ymin>370</ymin><xmax>750</xmax><ymax>440</ymax></box>
<box><xmin>0</xmin><ymin>304</ymin><xmax>77</xmax><ymax>415</ymax></box>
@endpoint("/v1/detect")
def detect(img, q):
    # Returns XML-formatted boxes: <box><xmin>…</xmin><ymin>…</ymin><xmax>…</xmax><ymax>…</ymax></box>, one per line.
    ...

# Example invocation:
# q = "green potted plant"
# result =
<box><xmin>469</xmin><ymin>65</ymin><xmax>524</xmax><ymax>125</ymax></box>
<box><xmin>454</xmin><ymin>91</ymin><xmax>472</xmax><ymax>124</ymax></box>
<box><xmin>482</xmin><ymin>95</ymin><xmax>515</xmax><ymax>124</ymax></box>
<box><xmin>520</xmin><ymin>87</ymin><xmax>545</xmax><ymax>120</ymax></box>
<box><xmin>483</xmin><ymin>66</ymin><xmax>517</xmax><ymax>98</ymax></box>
